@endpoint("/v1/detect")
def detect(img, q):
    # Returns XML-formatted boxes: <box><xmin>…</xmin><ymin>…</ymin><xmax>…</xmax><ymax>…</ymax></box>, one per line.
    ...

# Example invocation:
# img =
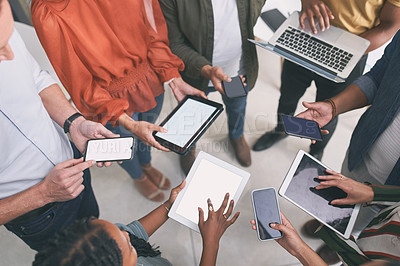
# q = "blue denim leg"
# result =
<box><xmin>207</xmin><ymin>87</ymin><xmax>247</xmax><ymax>140</ymax></box>
<box><xmin>4</xmin><ymin>143</ymin><xmax>98</xmax><ymax>251</ymax></box>
<box><xmin>105</xmin><ymin>93</ymin><xmax>164</xmax><ymax>178</ymax></box>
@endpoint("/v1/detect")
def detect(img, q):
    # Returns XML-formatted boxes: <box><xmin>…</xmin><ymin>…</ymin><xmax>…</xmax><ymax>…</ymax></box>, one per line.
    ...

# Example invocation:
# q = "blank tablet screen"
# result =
<box><xmin>175</xmin><ymin>158</ymin><xmax>243</xmax><ymax>223</ymax></box>
<box><xmin>284</xmin><ymin>155</ymin><xmax>354</xmax><ymax>234</ymax></box>
<box><xmin>155</xmin><ymin>98</ymin><xmax>217</xmax><ymax>148</ymax></box>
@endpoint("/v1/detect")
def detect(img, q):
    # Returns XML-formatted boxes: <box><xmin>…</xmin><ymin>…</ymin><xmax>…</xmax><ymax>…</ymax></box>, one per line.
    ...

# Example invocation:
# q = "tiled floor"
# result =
<box><xmin>0</xmin><ymin>43</ymin><xmax>367</xmax><ymax>265</ymax></box>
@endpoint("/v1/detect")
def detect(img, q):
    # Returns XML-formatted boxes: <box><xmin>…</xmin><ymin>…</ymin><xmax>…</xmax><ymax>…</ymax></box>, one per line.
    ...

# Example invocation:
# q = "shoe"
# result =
<box><xmin>317</xmin><ymin>245</ymin><xmax>340</xmax><ymax>265</ymax></box>
<box><xmin>141</xmin><ymin>164</ymin><xmax>171</xmax><ymax>190</ymax></box>
<box><xmin>301</xmin><ymin>219</ymin><xmax>321</xmax><ymax>238</ymax></box>
<box><xmin>310</xmin><ymin>150</ymin><xmax>324</xmax><ymax>161</ymax></box>
<box><xmin>180</xmin><ymin>147</ymin><xmax>196</xmax><ymax>176</ymax></box>
<box><xmin>252</xmin><ymin>130</ymin><xmax>287</xmax><ymax>151</ymax></box>
<box><xmin>230</xmin><ymin>136</ymin><xmax>251</xmax><ymax>167</ymax></box>
<box><xmin>134</xmin><ymin>174</ymin><xmax>165</xmax><ymax>202</ymax></box>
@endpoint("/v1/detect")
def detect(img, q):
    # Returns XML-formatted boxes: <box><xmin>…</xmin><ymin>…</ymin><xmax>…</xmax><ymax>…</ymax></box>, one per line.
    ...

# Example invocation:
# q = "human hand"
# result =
<box><xmin>122</xmin><ymin>117</ymin><xmax>170</xmax><ymax>152</ymax></box>
<box><xmin>198</xmin><ymin>194</ymin><xmax>240</xmax><ymax>247</ymax></box>
<box><xmin>169</xmin><ymin>77</ymin><xmax>207</xmax><ymax>102</ymax></box>
<box><xmin>165</xmin><ymin>180</ymin><xmax>186</xmax><ymax>207</ymax></box>
<box><xmin>201</xmin><ymin>65</ymin><xmax>231</xmax><ymax>94</ymax></box>
<box><xmin>251</xmin><ymin>212</ymin><xmax>307</xmax><ymax>257</ymax></box>
<box><xmin>69</xmin><ymin>117</ymin><xmax>120</xmax><ymax>167</ymax></box>
<box><xmin>315</xmin><ymin>169</ymin><xmax>374</xmax><ymax>205</ymax></box>
<box><xmin>38</xmin><ymin>158</ymin><xmax>95</xmax><ymax>203</ymax></box>
<box><xmin>299</xmin><ymin>0</ymin><xmax>334</xmax><ymax>34</ymax></box>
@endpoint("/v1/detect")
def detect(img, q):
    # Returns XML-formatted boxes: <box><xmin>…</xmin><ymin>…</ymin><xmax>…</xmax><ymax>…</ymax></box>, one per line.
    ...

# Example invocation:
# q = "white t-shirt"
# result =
<box><xmin>364</xmin><ymin>110</ymin><xmax>400</xmax><ymax>184</ymax></box>
<box><xmin>209</xmin><ymin>0</ymin><xmax>243</xmax><ymax>86</ymax></box>
<box><xmin>0</xmin><ymin>29</ymin><xmax>73</xmax><ymax>199</ymax></box>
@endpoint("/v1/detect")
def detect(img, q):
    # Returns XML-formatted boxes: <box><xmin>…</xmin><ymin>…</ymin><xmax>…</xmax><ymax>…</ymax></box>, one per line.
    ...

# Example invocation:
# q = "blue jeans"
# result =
<box><xmin>5</xmin><ymin>143</ymin><xmax>99</xmax><ymax>251</ymax></box>
<box><xmin>207</xmin><ymin>87</ymin><xmax>247</xmax><ymax>140</ymax></box>
<box><xmin>106</xmin><ymin>93</ymin><xmax>164</xmax><ymax>178</ymax></box>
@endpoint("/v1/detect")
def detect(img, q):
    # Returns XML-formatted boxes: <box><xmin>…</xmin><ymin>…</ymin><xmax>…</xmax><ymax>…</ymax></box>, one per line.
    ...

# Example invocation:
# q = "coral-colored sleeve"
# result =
<box><xmin>31</xmin><ymin>3</ymin><xmax>128</xmax><ymax>125</ymax></box>
<box><xmin>145</xmin><ymin>0</ymin><xmax>184</xmax><ymax>82</ymax></box>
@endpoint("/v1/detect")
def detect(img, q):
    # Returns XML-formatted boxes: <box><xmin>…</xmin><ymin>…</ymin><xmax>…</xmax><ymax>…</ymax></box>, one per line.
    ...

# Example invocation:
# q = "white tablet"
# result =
<box><xmin>279</xmin><ymin>150</ymin><xmax>360</xmax><ymax>239</ymax></box>
<box><xmin>169</xmin><ymin>151</ymin><xmax>250</xmax><ymax>232</ymax></box>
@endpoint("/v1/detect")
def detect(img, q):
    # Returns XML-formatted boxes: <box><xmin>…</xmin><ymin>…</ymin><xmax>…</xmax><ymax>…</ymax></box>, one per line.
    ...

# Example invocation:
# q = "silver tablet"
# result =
<box><xmin>279</xmin><ymin>150</ymin><xmax>360</xmax><ymax>239</ymax></box>
<box><xmin>169</xmin><ymin>151</ymin><xmax>250</xmax><ymax>232</ymax></box>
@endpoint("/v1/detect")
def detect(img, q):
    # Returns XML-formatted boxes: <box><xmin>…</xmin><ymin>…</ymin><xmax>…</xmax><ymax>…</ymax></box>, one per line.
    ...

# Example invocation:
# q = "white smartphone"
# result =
<box><xmin>251</xmin><ymin>188</ymin><xmax>283</xmax><ymax>241</ymax></box>
<box><xmin>84</xmin><ymin>137</ymin><xmax>134</xmax><ymax>162</ymax></box>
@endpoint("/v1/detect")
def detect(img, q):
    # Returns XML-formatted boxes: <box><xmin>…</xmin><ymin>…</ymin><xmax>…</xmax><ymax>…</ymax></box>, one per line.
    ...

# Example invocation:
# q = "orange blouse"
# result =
<box><xmin>31</xmin><ymin>0</ymin><xmax>184</xmax><ymax>124</ymax></box>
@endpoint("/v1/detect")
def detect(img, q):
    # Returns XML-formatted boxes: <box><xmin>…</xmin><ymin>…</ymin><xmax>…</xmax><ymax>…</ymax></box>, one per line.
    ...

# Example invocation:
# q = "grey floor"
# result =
<box><xmin>2</xmin><ymin>0</ymin><xmax>381</xmax><ymax>264</ymax></box>
<box><xmin>0</xmin><ymin>44</ymin><xmax>367</xmax><ymax>265</ymax></box>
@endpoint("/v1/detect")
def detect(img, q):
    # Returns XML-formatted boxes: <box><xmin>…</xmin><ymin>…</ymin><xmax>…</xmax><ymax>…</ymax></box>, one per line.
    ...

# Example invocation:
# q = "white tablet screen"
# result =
<box><xmin>176</xmin><ymin>159</ymin><xmax>243</xmax><ymax>223</ymax></box>
<box><xmin>155</xmin><ymin>98</ymin><xmax>217</xmax><ymax>147</ymax></box>
<box><xmin>284</xmin><ymin>155</ymin><xmax>354</xmax><ymax>234</ymax></box>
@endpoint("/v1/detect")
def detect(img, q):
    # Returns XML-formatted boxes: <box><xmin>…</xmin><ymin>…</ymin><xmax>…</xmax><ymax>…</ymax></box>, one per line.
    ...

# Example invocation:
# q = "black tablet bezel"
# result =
<box><xmin>153</xmin><ymin>96</ymin><xmax>223</xmax><ymax>155</ymax></box>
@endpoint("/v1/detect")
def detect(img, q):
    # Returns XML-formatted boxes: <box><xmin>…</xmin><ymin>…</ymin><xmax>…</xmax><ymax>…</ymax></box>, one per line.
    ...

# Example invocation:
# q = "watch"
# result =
<box><xmin>63</xmin><ymin>112</ymin><xmax>84</xmax><ymax>133</ymax></box>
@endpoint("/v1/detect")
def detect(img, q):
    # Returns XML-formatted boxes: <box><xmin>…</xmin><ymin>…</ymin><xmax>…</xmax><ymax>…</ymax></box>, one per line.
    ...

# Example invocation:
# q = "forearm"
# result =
<box><xmin>330</xmin><ymin>83</ymin><xmax>368</xmax><ymax>116</ymax></box>
<box><xmin>199</xmin><ymin>242</ymin><xmax>219</xmax><ymax>266</ymax></box>
<box><xmin>295</xmin><ymin>244</ymin><xmax>328</xmax><ymax>266</ymax></box>
<box><xmin>0</xmin><ymin>182</ymin><xmax>50</xmax><ymax>225</ymax></box>
<box><xmin>39</xmin><ymin>83</ymin><xmax>78</xmax><ymax>128</ymax></box>
<box><xmin>361</xmin><ymin>23</ymin><xmax>400</xmax><ymax>54</ymax></box>
<box><xmin>138</xmin><ymin>202</ymin><xmax>170</xmax><ymax>237</ymax></box>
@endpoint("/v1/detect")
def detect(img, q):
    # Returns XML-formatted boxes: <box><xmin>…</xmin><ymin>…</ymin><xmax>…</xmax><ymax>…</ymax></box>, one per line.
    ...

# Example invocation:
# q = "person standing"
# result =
<box><xmin>160</xmin><ymin>0</ymin><xmax>266</xmax><ymax>173</ymax></box>
<box><xmin>253</xmin><ymin>0</ymin><xmax>400</xmax><ymax>160</ymax></box>
<box><xmin>31</xmin><ymin>0</ymin><xmax>206</xmax><ymax>202</ymax></box>
<box><xmin>0</xmin><ymin>0</ymin><xmax>117</xmax><ymax>251</ymax></box>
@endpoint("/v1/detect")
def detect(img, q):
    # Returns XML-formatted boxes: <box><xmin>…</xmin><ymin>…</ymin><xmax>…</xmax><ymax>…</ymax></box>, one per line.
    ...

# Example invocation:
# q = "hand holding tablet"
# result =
<box><xmin>153</xmin><ymin>96</ymin><xmax>223</xmax><ymax>155</ymax></box>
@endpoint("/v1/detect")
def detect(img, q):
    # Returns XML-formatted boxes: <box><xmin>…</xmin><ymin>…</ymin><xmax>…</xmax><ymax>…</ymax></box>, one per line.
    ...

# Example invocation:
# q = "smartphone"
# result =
<box><xmin>84</xmin><ymin>137</ymin><xmax>134</xmax><ymax>162</ymax></box>
<box><xmin>251</xmin><ymin>188</ymin><xmax>283</xmax><ymax>241</ymax></box>
<box><xmin>222</xmin><ymin>76</ymin><xmax>247</xmax><ymax>98</ymax></box>
<box><xmin>281</xmin><ymin>114</ymin><xmax>323</xmax><ymax>141</ymax></box>
<box><xmin>260</xmin><ymin>9</ymin><xmax>287</xmax><ymax>32</ymax></box>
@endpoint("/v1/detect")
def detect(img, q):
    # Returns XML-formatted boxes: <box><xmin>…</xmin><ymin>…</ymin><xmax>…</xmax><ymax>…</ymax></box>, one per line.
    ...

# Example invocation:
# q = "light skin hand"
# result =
<box><xmin>118</xmin><ymin>113</ymin><xmax>170</xmax><ymax>152</ymax></box>
<box><xmin>69</xmin><ymin>116</ymin><xmax>120</xmax><ymax>167</ymax></box>
<box><xmin>201</xmin><ymin>65</ymin><xmax>231</xmax><ymax>94</ymax></box>
<box><xmin>169</xmin><ymin>77</ymin><xmax>207</xmax><ymax>102</ymax></box>
<box><xmin>315</xmin><ymin>169</ymin><xmax>374</xmax><ymax>205</ymax></box>
<box><xmin>38</xmin><ymin>158</ymin><xmax>95</xmax><ymax>203</ymax></box>
<box><xmin>300</xmin><ymin>0</ymin><xmax>334</xmax><ymax>34</ymax></box>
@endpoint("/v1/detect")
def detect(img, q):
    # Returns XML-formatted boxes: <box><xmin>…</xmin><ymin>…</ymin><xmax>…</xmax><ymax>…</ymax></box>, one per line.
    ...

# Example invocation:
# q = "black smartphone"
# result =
<box><xmin>251</xmin><ymin>188</ymin><xmax>283</xmax><ymax>241</ymax></box>
<box><xmin>281</xmin><ymin>114</ymin><xmax>323</xmax><ymax>141</ymax></box>
<box><xmin>84</xmin><ymin>137</ymin><xmax>134</xmax><ymax>162</ymax></box>
<box><xmin>260</xmin><ymin>9</ymin><xmax>287</xmax><ymax>32</ymax></box>
<box><xmin>222</xmin><ymin>76</ymin><xmax>247</xmax><ymax>98</ymax></box>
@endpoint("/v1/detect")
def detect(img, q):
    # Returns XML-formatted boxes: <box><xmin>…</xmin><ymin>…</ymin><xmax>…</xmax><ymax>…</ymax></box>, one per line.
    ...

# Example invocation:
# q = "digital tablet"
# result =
<box><xmin>279</xmin><ymin>150</ymin><xmax>360</xmax><ymax>239</ymax></box>
<box><xmin>169</xmin><ymin>151</ymin><xmax>250</xmax><ymax>232</ymax></box>
<box><xmin>153</xmin><ymin>96</ymin><xmax>223</xmax><ymax>155</ymax></box>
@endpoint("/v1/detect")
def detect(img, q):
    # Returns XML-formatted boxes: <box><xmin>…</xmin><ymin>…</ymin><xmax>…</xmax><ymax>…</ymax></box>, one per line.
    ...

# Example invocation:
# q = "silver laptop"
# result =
<box><xmin>249</xmin><ymin>12</ymin><xmax>370</xmax><ymax>83</ymax></box>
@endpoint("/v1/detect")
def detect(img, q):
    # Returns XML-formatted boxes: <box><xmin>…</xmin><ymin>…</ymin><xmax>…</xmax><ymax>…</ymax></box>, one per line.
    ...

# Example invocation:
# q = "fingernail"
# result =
<box><xmin>91</xmin><ymin>160</ymin><xmax>96</xmax><ymax>165</ymax></box>
<box><xmin>226</xmin><ymin>193</ymin><xmax>229</xmax><ymax>197</ymax></box>
<box><xmin>269</xmin><ymin>223</ymin><xmax>276</xmax><ymax>228</ymax></box>
<box><xmin>207</xmin><ymin>198</ymin><xmax>211</xmax><ymax>204</ymax></box>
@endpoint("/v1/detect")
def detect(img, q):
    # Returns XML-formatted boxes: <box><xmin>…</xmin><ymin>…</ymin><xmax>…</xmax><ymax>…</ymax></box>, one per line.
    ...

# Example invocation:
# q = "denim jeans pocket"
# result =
<box><xmin>7</xmin><ymin>206</ymin><xmax>57</xmax><ymax>239</ymax></box>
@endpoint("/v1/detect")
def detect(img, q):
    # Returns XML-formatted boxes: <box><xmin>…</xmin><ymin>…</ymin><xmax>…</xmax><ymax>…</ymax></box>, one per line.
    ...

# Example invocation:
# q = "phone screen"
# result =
<box><xmin>252</xmin><ymin>188</ymin><xmax>282</xmax><ymax>241</ymax></box>
<box><xmin>84</xmin><ymin>137</ymin><xmax>134</xmax><ymax>162</ymax></box>
<box><xmin>281</xmin><ymin>114</ymin><xmax>323</xmax><ymax>141</ymax></box>
<box><xmin>222</xmin><ymin>76</ymin><xmax>247</xmax><ymax>98</ymax></box>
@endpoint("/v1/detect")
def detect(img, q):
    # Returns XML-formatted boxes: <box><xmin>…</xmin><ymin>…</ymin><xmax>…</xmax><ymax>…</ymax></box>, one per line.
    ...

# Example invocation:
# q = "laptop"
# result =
<box><xmin>249</xmin><ymin>11</ymin><xmax>370</xmax><ymax>83</ymax></box>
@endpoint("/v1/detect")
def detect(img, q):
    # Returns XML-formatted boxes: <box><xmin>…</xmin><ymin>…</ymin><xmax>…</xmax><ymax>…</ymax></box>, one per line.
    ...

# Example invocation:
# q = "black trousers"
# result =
<box><xmin>276</xmin><ymin>55</ymin><xmax>368</xmax><ymax>153</ymax></box>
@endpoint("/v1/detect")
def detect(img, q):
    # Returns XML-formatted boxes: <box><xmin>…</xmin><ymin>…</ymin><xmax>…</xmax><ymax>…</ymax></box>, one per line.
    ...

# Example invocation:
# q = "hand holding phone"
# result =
<box><xmin>281</xmin><ymin>114</ymin><xmax>323</xmax><ymax>141</ymax></box>
<box><xmin>222</xmin><ymin>76</ymin><xmax>248</xmax><ymax>98</ymax></box>
<box><xmin>84</xmin><ymin>137</ymin><xmax>134</xmax><ymax>162</ymax></box>
<box><xmin>251</xmin><ymin>188</ymin><xmax>283</xmax><ymax>241</ymax></box>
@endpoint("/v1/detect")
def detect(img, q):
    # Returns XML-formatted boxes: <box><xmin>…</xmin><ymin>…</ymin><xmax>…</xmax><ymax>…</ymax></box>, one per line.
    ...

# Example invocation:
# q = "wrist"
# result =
<box><xmin>201</xmin><ymin>65</ymin><xmax>213</xmax><ymax>79</ymax></box>
<box><xmin>118</xmin><ymin>113</ymin><xmax>137</xmax><ymax>132</ymax></box>
<box><xmin>68</xmin><ymin>116</ymin><xmax>85</xmax><ymax>134</ymax></box>
<box><xmin>324</xmin><ymin>98</ymin><xmax>336</xmax><ymax>120</ymax></box>
<box><xmin>36</xmin><ymin>181</ymin><xmax>53</xmax><ymax>206</ymax></box>
<box><xmin>63</xmin><ymin>112</ymin><xmax>85</xmax><ymax>134</ymax></box>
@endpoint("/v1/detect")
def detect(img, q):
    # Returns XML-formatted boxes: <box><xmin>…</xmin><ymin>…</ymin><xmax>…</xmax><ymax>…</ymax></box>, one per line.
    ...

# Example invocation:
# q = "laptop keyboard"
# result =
<box><xmin>276</xmin><ymin>26</ymin><xmax>353</xmax><ymax>72</ymax></box>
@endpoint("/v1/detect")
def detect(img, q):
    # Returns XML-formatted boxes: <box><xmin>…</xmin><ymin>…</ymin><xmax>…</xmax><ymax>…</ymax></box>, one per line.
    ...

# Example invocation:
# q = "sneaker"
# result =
<box><xmin>317</xmin><ymin>245</ymin><xmax>340</xmax><ymax>265</ymax></box>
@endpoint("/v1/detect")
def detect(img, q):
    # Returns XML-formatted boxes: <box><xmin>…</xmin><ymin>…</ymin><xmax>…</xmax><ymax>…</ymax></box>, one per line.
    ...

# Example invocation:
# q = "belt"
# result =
<box><xmin>8</xmin><ymin>202</ymin><xmax>56</xmax><ymax>224</ymax></box>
